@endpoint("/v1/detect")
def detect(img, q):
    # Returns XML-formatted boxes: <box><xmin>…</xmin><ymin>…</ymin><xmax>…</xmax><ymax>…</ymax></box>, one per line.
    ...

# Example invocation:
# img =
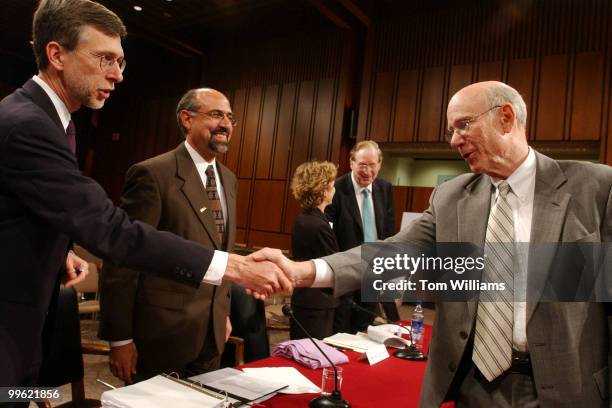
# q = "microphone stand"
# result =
<box><xmin>282</xmin><ymin>305</ymin><xmax>351</xmax><ymax>408</ymax></box>
<box><xmin>345</xmin><ymin>299</ymin><xmax>426</xmax><ymax>361</ymax></box>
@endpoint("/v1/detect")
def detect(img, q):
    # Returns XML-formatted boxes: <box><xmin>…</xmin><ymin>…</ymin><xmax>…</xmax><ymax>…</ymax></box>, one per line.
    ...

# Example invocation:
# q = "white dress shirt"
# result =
<box><xmin>32</xmin><ymin>75</ymin><xmax>71</xmax><ymax>131</ymax></box>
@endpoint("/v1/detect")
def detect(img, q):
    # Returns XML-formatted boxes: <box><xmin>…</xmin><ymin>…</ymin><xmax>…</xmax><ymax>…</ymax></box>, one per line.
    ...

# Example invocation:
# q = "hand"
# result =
<box><xmin>224</xmin><ymin>250</ymin><xmax>293</xmax><ymax>298</ymax></box>
<box><xmin>248</xmin><ymin>248</ymin><xmax>316</xmax><ymax>299</ymax></box>
<box><xmin>225</xmin><ymin>317</ymin><xmax>232</xmax><ymax>342</ymax></box>
<box><xmin>109</xmin><ymin>342</ymin><xmax>138</xmax><ymax>384</ymax></box>
<box><xmin>63</xmin><ymin>250</ymin><xmax>89</xmax><ymax>287</ymax></box>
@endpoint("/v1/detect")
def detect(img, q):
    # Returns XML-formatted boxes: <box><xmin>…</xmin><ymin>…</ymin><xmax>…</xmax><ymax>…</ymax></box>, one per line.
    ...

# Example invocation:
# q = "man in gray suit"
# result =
<box><xmin>258</xmin><ymin>81</ymin><xmax>612</xmax><ymax>407</ymax></box>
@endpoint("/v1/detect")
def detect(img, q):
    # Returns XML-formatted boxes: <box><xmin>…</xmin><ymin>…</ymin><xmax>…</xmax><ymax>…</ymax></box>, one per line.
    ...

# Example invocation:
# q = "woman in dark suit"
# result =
<box><xmin>289</xmin><ymin>161</ymin><xmax>339</xmax><ymax>339</ymax></box>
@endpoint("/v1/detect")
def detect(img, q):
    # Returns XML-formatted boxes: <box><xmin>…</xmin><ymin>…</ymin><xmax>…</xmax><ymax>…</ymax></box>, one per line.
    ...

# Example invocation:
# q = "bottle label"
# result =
<box><xmin>411</xmin><ymin>320</ymin><xmax>423</xmax><ymax>331</ymax></box>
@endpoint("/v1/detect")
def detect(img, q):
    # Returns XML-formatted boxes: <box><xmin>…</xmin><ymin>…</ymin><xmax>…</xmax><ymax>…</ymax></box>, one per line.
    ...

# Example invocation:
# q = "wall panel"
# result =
<box><xmin>535</xmin><ymin>55</ymin><xmax>568</xmax><ymax>141</ymax></box>
<box><xmin>410</xmin><ymin>187</ymin><xmax>434</xmax><ymax>213</ymax></box>
<box><xmin>225</xmin><ymin>88</ymin><xmax>247</xmax><ymax>172</ymax></box>
<box><xmin>570</xmin><ymin>52</ymin><xmax>604</xmax><ymax>140</ymax></box>
<box><xmin>369</xmin><ymin>72</ymin><xmax>394</xmax><ymax>142</ymax></box>
<box><xmin>477</xmin><ymin>61</ymin><xmax>503</xmax><ymax>82</ymax></box>
<box><xmin>248</xmin><ymin>231</ymin><xmax>291</xmax><ymax>251</ymax></box>
<box><xmin>418</xmin><ymin>67</ymin><xmax>444</xmax><ymax>142</ymax></box>
<box><xmin>393</xmin><ymin>69</ymin><xmax>418</xmax><ymax>142</ymax></box>
<box><xmin>250</xmin><ymin>180</ymin><xmax>285</xmax><ymax>232</ymax></box>
<box><xmin>239</xmin><ymin>87</ymin><xmax>262</xmax><ymax>177</ymax></box>
<box><xmin>358</xmin><ymin>0</ymin><xmax>610</xmax><ymax>147</ymax></box>
<box><xmin>236</xmin><ymin>179</ymin><xmax>251</xmax><ymax>229</ymax></box>
<box><xmin>311</xmin><ymin>78</ymin><xmax>335</xmax><ymax>161</ymax></box>
<box><xmin>290</xmin><ymin>81</ymin><xmax>315</xmax><ymax>174</ymax></box>
<box><xmin>272</xmin><ymin>83</ymin><xmax>297</xmax><ymax>180</ymax></box>
<box><xmin>256</xmin><ymin>85</ymin><xmax>279</xmax><ymax>178</ymax></box>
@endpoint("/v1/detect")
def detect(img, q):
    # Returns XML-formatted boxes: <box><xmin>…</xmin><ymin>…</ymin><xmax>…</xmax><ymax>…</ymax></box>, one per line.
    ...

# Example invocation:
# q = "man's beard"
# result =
<box><xmin>209</xmin><ymin>127</ymin><xmax>230</xmax><ymax>153</ymax></box>
<box><xmin>209</xmin><ymin>139</ymin><xmax>229</xmax><ymax>154</ymax></box>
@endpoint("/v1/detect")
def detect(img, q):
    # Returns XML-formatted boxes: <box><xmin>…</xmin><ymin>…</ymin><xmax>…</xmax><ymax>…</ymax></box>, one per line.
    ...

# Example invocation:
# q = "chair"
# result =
<box><xmin>37</xmin><ymin>286</ymin><xmax>101</xmax><ymax>408</ymax></box>
<box><xmin>227</xmin><ymin>336</ymin><xmax>245</xmax><ymax>366</ymax></box>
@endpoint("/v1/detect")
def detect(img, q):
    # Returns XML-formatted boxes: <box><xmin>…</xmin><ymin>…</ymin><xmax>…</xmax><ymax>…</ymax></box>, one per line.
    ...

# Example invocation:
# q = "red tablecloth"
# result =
<box><xmin>238</xmin><ymin>325</ymin><xmax>455</xmax><ymax>408</ymax></box>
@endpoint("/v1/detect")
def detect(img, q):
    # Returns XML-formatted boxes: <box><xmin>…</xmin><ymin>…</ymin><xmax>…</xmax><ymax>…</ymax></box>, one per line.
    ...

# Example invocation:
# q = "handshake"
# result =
<box><xmin>224</xmin><ymin>248</ymin><xmax>316</xmax><ymax>299</ymax></box>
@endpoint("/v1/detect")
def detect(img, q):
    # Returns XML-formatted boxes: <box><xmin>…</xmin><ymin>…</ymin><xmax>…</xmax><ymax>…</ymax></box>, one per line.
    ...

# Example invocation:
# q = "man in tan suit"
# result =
<box><xmin>260</xmin><ymin>81</ymin><xmax>612</xmax><ymax>407</ymax></box>
<box><xmin>100</xmin><ymin>88</ymin><xmax>237</xmax><ymax>382</ymax></box>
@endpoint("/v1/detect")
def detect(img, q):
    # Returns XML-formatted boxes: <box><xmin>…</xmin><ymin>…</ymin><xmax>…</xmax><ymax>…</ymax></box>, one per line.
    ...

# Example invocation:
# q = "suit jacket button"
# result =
<box><xmin>448</xmin><ymin>362</ymin><xmax>456</xmax><ymax>372</ymax></box>
<box><xmin>459</xmin><ymin>331</ymin><xmax>468</xmax><ymax>340</ymax></box>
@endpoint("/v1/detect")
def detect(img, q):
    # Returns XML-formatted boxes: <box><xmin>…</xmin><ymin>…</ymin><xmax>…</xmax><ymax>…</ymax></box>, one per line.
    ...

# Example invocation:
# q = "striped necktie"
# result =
<box><xmin>361</xmin><ymin>189</ymin><xmax>377</xmax><ymax>242</ymax></box>
<box><xmin>473</xmin><ymin>181</ymin><xmax>515</xmax><ymax>381</ymax></box>
<box><xmin>205</xmin><ymin>165</ymin><xmax>225</xmax><ymax>245</ymax></box>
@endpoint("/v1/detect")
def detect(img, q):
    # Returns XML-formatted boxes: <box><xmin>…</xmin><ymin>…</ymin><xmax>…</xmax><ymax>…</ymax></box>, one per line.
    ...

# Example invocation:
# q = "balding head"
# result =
<box><xmin>176</xmin><ymin>88</ymin><xmax>230</xmax><ymax>136</ymax></box>
<box><xmin>446</xmin><ymin>81</ymin><xmax>529</xmax><ymax>179</ymax></box>
<box><xmin>176</xmin><ymin>88</ymin><xmax>234</xmax><ymax>161</ymax></box>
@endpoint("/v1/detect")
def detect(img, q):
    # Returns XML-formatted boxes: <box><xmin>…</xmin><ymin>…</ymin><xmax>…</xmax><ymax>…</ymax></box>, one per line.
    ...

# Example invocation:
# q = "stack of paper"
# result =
<box><xmin>323</xmin><ymin>333</ymin><xmax>382</xmax><ymax>352</ymax></box>
<box><xmin>323</xmin><ymin>324</ymin><xmax>412</xmax><ymax>352</ymax></box>
<box><xmin>241</xmin><ymin>367</ymin><xmax>320</xmax><ymax>394</ymax></box>
<box><xmin>101</xmin><ymin>375</ymin><xmax>226</xmax><ymax>408</ymax></box>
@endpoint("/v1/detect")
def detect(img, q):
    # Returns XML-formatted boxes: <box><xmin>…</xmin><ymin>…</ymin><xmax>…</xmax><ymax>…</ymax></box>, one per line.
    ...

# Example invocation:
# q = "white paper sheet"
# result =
<box><xmin>241</xmin><ymin>367</ymin><xmax>320</xmax><ymax>394</ymax></box>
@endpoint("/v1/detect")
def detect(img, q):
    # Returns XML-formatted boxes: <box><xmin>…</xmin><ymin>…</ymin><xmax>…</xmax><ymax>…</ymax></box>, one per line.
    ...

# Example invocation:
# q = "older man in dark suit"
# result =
<box><xmin>99</xmin><ymin>88</ymin><xmax>238</xmax><ymax>382</ymax></box>
<box><xmin>0</xmin><ymin>0</ymin><xmax>288</xmax><ymax>390</ymax></box>
<box><xmin>325</xmin><ymin>140</ymin><xmax>399</xmax><ymax>333</ymax></box>
<box><xmin>259</xmin><ymin>81</ymin><xmax>612</xmax><ymax>407</ymax></box>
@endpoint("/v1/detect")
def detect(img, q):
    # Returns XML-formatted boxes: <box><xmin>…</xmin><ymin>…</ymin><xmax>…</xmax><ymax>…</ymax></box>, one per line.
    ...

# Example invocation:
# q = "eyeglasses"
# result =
<box><xmin>76</xmin><ymin>49</ymin><xmax>126</xmax><ymax>73</ymax></box>
<box><xmin>188</xmin><ymin>109</ymin><xmax>237</xmax><ymax>126</ymax></box>
<box><xmin>352</xmin><ymin>162</ymin><xmax>380</xmax><ymax>171</ymax></box>
<box><xmin>445</xmin><ymin>105</ymin><xmax>501</xmax><ymax>141</ymax></box>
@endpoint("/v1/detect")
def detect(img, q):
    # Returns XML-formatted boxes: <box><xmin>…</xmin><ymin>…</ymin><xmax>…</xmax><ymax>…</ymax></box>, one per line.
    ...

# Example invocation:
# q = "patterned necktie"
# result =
<box><xmin>473</xmin><ymin>181</ymin><xmax>515</xmax><ymax>381</ymax></box>
<box><xmin>66</xmin><ymin>120</ymin><xmax>76</xmax><ymax>154</ymax></box>
<box><xmin>361</xmin><ymin>189</ymin><xmax>377</xmax><ymax>242</ymax></box>
<box><xmin>205</xmin><ymin>165</ymin><xmax>225</xmax><ymax>245</ymax></box>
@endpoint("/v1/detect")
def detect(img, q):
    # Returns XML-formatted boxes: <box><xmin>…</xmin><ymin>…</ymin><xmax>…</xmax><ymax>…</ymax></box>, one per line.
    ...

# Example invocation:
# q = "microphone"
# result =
<box><xmin>282</xmin><ymin>304</ymin><xmax>351</xmax><ymax>408</ymax></box>
<box><xmin>343</xmin><ymin>298</ymin><xmax>426</xmax><ymax>361</ymax></box>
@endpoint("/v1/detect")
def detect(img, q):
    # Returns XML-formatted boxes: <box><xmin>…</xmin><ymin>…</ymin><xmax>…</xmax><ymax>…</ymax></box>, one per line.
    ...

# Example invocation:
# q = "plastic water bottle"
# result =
<box><xmin>410</xmin><ymin>301</ymin><xmax>425</xmax><ymax>350</ymax></box>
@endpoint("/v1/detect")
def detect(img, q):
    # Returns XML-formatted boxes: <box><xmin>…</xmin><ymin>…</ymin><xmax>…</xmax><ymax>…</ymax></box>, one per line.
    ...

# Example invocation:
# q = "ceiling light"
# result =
<box><xmin>133</xmin><ymin>5</ymin><xmax>143</xmax><ymax>11</ymax></box>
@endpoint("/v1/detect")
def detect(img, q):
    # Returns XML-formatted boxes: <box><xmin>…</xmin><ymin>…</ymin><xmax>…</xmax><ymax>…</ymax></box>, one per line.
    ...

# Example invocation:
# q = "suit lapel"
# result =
<box><xmin>341</xmin><ymin>175</ymin><xmax>364</xmax><ymax>234</ymax></box>
<box><xmin>23</xmin><ymin>79</ymin><xmax>64</xmax><ymax>132</ymax></box>
<box><xmin>457</xmin><ymin>175</ymin><xmax>492</xmax><ymax>244</ymax></box>
<box><xmin>526</xmin><ymin>152</ymin><xmax>569</xmax><ymax>323</ymax></box>
<box><xmin>175</xmin><ymin>144</ymin><xmax>222</xmax><ymax>249</ymax></box>
<box><xmin>457</xmin><ymin>174</ymin><xmax>492</xmax><ymax>320</ymax></box>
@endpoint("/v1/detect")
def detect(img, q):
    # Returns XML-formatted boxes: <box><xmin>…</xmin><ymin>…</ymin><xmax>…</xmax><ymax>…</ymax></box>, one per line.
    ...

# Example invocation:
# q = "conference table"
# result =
<box><xmin>237</xmin><ymin>325</ymin><xmax>455</xmax><ymax>408</ymax></box>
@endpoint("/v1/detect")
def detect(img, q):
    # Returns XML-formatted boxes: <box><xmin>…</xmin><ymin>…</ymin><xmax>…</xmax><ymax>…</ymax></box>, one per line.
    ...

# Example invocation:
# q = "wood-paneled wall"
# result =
<box><xmin>79</xmin><ymin>0</ymin><xmax>612</xmax><ymax>252</ymax></box>
<box><xmin>204</xmin><ymin>29</ymin><xmax>350</xmax><ymax>249</ymax></box>
<box><xmin>358</xmin><ymin>0</ymin><xmax>612</xmax><ymax>153</ymax></box>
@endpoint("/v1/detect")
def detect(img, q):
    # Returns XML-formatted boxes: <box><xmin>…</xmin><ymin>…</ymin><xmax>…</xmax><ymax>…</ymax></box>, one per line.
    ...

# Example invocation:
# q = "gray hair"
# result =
<box><xmin>350</xmin><ymin>140</ymin><xmax>383</xmax><ymax>163</ymax></box>
<box><xmin>485</xmin><ymin>83</ymin><xmax>527</xmax><ymax>130</ymax></box>
<box><xmin>175</xmin><ymin>89</ymin><xmax>201</xmax><ymax>137</ymax></box>
<box><xmin>33</xmin><ymin>0</ymin><xmax>126</xmax><ymax>71</ymax></box>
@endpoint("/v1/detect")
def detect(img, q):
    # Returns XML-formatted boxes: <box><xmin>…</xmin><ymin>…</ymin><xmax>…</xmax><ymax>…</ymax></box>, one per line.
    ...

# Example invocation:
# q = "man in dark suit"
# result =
<box><xmin>99</xmin><ymin>88</ymin><xmax>237</xmax><ymax>382</ymax></box>
<box><xmin>325</xmin><ymin>140</ymin><xmax>399</xmax><ymax>333</ymax></box>
<box><xmin>0</xmin><ymin>0</ymin><xmax>288</xmax><ymax>390</ymax></box>
<box><xmin>261</xmin><ymin>81</ymin><xmax>612</xmax><ymax>407</ymax></box>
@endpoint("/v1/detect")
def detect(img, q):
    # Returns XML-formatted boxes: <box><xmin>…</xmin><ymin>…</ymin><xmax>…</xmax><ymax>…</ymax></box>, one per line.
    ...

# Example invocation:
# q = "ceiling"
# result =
<box><xmin>0</xmin><ymin>0</ymin><xmax>385</xmax><ymax>62</ymax></box>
